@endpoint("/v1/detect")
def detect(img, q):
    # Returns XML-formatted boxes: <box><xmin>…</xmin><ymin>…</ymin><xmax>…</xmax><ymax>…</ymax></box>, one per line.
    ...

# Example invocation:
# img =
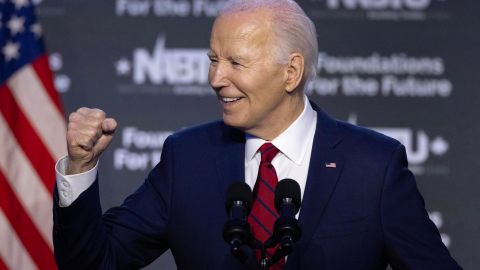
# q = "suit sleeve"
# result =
<box><xmin>381</xmin><ymin>144</ymin><xmax>462</xmax><ymax>270</ymax></box>
<box><xmin>53</xmin><ymin>136</ymin><xmax>176</xmax><ymax>270</ymax></box>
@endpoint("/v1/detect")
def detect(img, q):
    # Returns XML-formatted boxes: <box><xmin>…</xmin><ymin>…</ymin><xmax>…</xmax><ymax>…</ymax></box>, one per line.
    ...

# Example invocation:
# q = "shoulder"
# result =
<box><xmin>334</xmin><ymin>119</ymin><xmax>402</xmax><ymax>160</ymax></box>
<box><xmin>311</xmin><ymin>101</ymin><xmax>401</xmax><ymax>159</ymax></box>
<box><xmin>337</xmin><ymin>120</ymin><xmax>399</xmax><ymax>147</ymax></box>
<box><xmin>163</xmin><ymin>120</ymin><xmax>242</xmax><ymax>150</ymax></box>
<box><xmin>170</xmin><ymin>120</ymin><xmax>224</xmax><ymax>140</ymax></box>
<box><xmin>164</xmin><ymin>120</ymin><xmax>222</xmax><ymax>147</ymax></box>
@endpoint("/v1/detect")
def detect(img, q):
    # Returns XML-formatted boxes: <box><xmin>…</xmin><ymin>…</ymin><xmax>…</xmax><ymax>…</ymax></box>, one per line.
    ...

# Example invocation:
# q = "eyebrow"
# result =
<box><xmin>206</xmin><ymin>52</ymin><xmax>248</xmax><ymax>63</ymax></box>
<box><xmin>229</xmin><ymin>56</ymin><xmax>246</xmax><ymax>62</ymax></box>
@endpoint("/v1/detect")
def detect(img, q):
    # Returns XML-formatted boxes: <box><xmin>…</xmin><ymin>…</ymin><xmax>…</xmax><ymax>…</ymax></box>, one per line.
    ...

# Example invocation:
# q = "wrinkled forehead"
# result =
<box><xmin>210</xmin><ymin>10</ymin><xmax>274</xmax><ymax>53</ymax></box>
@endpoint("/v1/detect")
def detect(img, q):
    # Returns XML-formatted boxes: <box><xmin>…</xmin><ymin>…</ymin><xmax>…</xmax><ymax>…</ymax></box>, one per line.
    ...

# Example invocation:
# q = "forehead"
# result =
<box><xmin>210</xmin><ymin>9</ymin><xmax>273</xmax><ymax>54</ymax></box>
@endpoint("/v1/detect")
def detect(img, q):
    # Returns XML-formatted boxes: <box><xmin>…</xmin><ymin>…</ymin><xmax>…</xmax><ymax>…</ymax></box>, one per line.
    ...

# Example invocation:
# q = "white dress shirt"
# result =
<box><xmin>55</xmin><ymin>96</ymin><xmax>317</xmax><ymax>207</ymax></box>
<box><xmin>244</xmin><ymin>96</ymin><xmax>317</xmax><ymax>202</ymax></box>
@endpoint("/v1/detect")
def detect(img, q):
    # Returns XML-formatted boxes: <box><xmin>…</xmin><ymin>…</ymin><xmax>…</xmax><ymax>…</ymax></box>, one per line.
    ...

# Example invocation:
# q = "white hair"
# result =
<box><xmin>220</xmin><ymin>0</ymin><xmax>319</xmax><ymax>85</ymax></box>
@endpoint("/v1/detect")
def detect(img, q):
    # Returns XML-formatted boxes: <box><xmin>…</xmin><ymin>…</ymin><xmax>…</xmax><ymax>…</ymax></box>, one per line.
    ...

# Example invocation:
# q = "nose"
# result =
<box><xmin>208</xmin><ymin>62</ymin><xmax>229</xmax><ymax>91</ymax></box>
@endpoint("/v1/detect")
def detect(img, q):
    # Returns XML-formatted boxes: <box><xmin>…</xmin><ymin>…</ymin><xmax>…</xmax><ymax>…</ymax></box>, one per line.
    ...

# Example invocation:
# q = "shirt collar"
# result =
<box><xmin>245</xmin><ymin>96</ymin><xmax>316</xmax><ymax>165</ymax></box>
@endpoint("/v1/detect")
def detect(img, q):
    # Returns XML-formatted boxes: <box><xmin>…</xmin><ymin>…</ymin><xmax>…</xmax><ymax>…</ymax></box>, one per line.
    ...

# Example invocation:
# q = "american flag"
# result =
<box><xmin>325</xmin><ymin>162</ymin><xmax>337</xmax><ymax>168</ymax></box>
<box><xmin>0</xmin><ymin>0</ymin><xmax>65</xmax><ymax>269</ymax></box>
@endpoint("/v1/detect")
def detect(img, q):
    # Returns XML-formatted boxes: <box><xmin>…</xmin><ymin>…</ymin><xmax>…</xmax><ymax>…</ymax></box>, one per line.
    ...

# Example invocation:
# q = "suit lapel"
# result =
<box><xmin>299</xmin><ymin>144</ymin><xmax>344</xmax><ymax>241</ymax></box>
<box><xmin>215</xmin><ymin>123</ymin><xmax>246</xmax><ymax>200</ymax></box>
<box><xmin>286</xmin><ymin>103</ymin><xmax>345</xmax><ymax>268</ymax></box>
<box><xmin>212</xmin><ymin>124</ymin><xmax>250</xmax><ymax>269</ymax></box>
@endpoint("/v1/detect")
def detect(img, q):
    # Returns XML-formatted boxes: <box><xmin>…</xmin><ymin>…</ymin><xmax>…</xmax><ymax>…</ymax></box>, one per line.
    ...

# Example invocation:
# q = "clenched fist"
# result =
<box><xmin>66</xmin><ymin>107</ymin><xmax>117</xmax><ymax>175</ymax></box>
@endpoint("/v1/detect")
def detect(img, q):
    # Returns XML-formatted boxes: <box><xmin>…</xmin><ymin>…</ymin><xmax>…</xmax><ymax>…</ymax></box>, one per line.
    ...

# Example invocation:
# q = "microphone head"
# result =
<box><xmin>275</xmin><ymin>178</ymin><xmax>301</xmax><ymax>213</ymax></box>
<box><xmin>225</xmin><ymin>182</ymin><xmax>253</xmax><ymax>213</ymax></box>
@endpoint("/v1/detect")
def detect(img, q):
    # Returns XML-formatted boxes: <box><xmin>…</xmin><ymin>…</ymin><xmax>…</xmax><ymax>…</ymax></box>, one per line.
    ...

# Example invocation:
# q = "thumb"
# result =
<box><xmin>94</xmin><ymin>118</ymin><xmax>117</xmax><ymax>154</ymax></box>
<box><xmin>102</xmin><ymin>118</ymin><xmax>117</xmax><ymax>134</ymax></box>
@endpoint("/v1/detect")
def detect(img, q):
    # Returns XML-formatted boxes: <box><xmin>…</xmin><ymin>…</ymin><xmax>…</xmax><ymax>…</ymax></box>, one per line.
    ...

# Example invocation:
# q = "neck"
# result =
<box><xmin>251</xmin><ymin>94</ymin><xmax>305</xmax><ymax>141</ymax></box>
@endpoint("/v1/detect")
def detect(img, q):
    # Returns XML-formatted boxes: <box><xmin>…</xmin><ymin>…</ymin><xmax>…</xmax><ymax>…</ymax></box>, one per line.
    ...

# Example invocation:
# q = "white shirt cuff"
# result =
<box><xmin>55</xmin><ymin>156</ymin><xmax>98</xmax><ymax>207</ymax></box>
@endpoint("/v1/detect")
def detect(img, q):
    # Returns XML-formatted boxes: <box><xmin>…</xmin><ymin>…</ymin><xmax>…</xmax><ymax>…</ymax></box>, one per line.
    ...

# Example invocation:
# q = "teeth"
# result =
<box><xmin>222</xmin><ymin>97</ymin><xmax>242</xmax><ymax>103</ymax></box>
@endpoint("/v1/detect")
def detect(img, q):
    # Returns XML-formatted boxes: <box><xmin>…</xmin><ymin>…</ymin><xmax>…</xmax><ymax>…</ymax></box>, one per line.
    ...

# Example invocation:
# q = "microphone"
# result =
<box><xmin>223</xmin><ymin>182</ymin><xmax>253</xmax><ymax>250</ymax></box>
<box><xmin>274</xmin><ymin>178</ymin><xmax>301</xmax><ymax>217</ymax></box>
<box><xmin>266</xmin><ymin>179</ymin><xmax>302</xmax><ymax>267</ymax></box>
<box><xmin>223</xmin><ymin>182</ymin><xmax>260</xmax><ymax>270</ymax></box>
<box><xmin>273</xmin><ymin>178</ymin><xmax>301</xmax><ymax>244</ymax></box>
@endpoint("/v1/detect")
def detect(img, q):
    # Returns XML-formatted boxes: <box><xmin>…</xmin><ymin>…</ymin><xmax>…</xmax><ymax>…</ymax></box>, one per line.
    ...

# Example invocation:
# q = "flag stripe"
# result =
<box><xmin>0</xmin><ymin>170</ymin><xmax>57</xmax><ymax>270</ymax></box>
<box><xmin>0</xmin><ymin>84</ymin><xmax>56</xmax><ymax>192</ymax></box>
<box><xmin>31</xmin><ymin>55</ymin><xmax>64</xmax><ymax>114</ymax></box>
<box><xmin>7</xmin><ymin>64</ymin><xmax>67</xmax><ymax>160</ymax></box>
<box><xmin>0</xmin><ymin>256</ymin><xmax>7</xmax><ymax>270</ymax></box>
<box><xmin>0</xmin><ymin>113</ymin><xmax>54</xmax><ymax>249</ymax></box>
<box><xmin>1</xmin><ymin>3</ymin><xmax>64</xmax><ymax>269</ymax></box>
<box><xmin>0</xmin><ymin>208</ymin><xmax>39</xmax><ymax>270</ymax></box>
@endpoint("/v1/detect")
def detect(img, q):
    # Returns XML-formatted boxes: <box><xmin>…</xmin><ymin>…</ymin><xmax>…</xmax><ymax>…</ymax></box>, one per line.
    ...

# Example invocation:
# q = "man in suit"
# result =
<box><xmin>53</xmin><ymin>0</ymin><xmax>462</xmax><ymax>269</ymax></box>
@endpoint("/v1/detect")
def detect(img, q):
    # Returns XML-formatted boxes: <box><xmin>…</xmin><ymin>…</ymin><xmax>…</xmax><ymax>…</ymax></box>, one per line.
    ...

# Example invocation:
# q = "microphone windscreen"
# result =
<box><xmin>225</xmin><ymin>182</ymin><xmax>253</xmax><ymax>213</ymax></box>
<box><xmin>275</xmin><ymin>178</ymin><xmax>301</xmax><ymax>213</ymax></box>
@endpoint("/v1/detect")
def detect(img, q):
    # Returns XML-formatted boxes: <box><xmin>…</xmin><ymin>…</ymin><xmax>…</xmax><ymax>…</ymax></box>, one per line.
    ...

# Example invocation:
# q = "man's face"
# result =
<box><xmin>208</xmin><ymin>10</ymin><xmax>294</xmax><ymax>139</ymax></box>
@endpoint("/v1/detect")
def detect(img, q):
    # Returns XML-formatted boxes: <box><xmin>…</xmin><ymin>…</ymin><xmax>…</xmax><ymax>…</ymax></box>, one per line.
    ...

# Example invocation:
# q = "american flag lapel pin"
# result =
<box><xmin>325</xmin><ymin>162</ymin><xmax>337</xmax><ymax>168</ymax></box>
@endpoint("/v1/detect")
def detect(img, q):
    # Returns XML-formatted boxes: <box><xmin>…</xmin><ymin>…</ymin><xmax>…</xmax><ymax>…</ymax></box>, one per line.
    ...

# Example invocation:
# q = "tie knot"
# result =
<box><xmin>259</xmin><ymin>143</ymin><xmax>279</xmax><ymax>164</ymax></box>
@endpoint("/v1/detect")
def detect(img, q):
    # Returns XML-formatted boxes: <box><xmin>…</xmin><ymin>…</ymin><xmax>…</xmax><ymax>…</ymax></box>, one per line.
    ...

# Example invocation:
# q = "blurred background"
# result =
<box><xmin>1</xmin><ymin>0</ymin><xmax>479</xmax><ymax>269</ymax></box>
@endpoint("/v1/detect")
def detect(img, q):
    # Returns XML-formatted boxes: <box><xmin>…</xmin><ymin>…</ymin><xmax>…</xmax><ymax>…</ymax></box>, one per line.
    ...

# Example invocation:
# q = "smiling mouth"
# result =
<box><xmin>220</xmin><ymin>97</ymin><xmax>244</xmax><ymax>103</ymax></box>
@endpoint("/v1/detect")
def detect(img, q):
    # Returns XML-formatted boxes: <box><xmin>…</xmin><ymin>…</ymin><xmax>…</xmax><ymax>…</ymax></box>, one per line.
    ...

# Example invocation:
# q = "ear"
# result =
<box><xmin>284</xmin><ymin>53</ymin><xmax>305</xmax><ymax>93</ymax></box>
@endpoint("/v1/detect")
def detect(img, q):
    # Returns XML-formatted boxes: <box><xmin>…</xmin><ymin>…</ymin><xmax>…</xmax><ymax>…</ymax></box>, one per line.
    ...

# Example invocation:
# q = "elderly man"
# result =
<box><xmin>53</xmin><ymin>0</ymin><xmax>461</xmax><ymax>269</ymax></box>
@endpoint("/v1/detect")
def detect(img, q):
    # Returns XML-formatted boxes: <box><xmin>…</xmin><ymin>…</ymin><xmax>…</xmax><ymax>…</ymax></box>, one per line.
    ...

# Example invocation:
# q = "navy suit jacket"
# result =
<box><xmin>53</xmin><ymin>103</ymin><xmax>461</xmax><ymax>270</ymax></box>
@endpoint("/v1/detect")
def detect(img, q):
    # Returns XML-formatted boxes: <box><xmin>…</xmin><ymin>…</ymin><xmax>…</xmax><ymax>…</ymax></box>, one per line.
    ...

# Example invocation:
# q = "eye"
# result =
<box><xmin>207</xmin><ymin>53</ymin><xmax>217</xmax><ymax>63</ymax></box>
<box><xmin>208</xmin><ymin>57</ymin><xmax>218</xmax><ymax>66</ymax></box>
<box><xmin>230</xmin><ymin>59</ymin><xmax>244</xmax><ymax>68</ymax></box>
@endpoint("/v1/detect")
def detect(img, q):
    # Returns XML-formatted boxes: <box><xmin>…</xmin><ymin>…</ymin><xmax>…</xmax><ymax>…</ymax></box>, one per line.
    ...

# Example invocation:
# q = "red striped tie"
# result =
<box><xmin>248</xmin><ymin>143</ymin><xmax>285</xmax><ymax>269</ymax></box>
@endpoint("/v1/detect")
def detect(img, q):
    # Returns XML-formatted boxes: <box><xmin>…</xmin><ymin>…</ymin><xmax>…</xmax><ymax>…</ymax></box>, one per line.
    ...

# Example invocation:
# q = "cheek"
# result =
<box><xmin>207</xmin><ymin>67</ymin><xmax>214</xmax><ymax>84</ymax></box>
<box><xmin>251</xmin><ymin>80</ymin><xmax>282</xmax><ymax>104</ymax></box>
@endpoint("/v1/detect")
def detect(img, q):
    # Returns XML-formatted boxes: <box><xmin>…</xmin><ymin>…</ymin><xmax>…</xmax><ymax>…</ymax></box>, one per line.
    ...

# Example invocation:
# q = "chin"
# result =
<box><xmin>222</xmin><ymin>115</ymin><xmax>249</xmax><ymax>131</ymax></box>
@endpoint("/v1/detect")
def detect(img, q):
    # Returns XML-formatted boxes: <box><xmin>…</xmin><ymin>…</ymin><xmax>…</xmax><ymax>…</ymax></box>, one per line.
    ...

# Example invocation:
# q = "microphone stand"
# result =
<box><xmin>227</xmin><ymin>231</ymin><xmax>263</xmax><ymax>270</ymax></box>
<box><xmin>259</xmin><ymin>196</ymin><xmax>301</xmax><ymax>269</ymax></box>
<box><xmin>265</xmin><ymin>236</ymin><xmax>294</xmax><ymax>268</ymax></box>
<box><xmin>228</xmin><ymin>223</ymin><xmax>298</xmax><ymax>270</ymax></box>
<box><xmin>230</xmin><ymin>243</ymin><xmax>261</xmax><ymax>270</ymax></box>
<box><xmin>260</xmin><ymin>236</ymin><xmax>292</xmax><ymax>269</ymax></box>
<box><xmin>260</xmin><ymin>238</ymin><xmax>273</xmax><ymax>270</ymax></box>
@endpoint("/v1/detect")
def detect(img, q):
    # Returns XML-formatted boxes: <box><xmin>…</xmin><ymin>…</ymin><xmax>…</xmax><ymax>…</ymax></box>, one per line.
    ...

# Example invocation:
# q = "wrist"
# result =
<box><xmin>66</xmin><ymin>157</ymin><xmax>97</xmax><ymax>175</ymax></box>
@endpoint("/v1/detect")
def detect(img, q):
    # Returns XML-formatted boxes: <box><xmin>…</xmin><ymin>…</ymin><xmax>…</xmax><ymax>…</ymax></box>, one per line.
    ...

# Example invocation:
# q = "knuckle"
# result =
<box><xmin>90</xmin><ymin>108</ymin><xmax>106</xmax><ymax>119</ymax></box>
<box><xmin>77</xmin><ymin>107</ymin><xmax>90</xmax><ymax>114</ymax></box>
<box><xmin>68</xmin><ymin>112</ymin><xmax>79</xmax><ymax>122</ymax></box>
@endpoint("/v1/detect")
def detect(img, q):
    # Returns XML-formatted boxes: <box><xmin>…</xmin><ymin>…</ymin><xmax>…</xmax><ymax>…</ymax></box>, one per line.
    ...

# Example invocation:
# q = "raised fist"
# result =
<box><xmin>66</xmin><ymin>107</ymin><xmax>117</xmax><ymax>175</ymax></box>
